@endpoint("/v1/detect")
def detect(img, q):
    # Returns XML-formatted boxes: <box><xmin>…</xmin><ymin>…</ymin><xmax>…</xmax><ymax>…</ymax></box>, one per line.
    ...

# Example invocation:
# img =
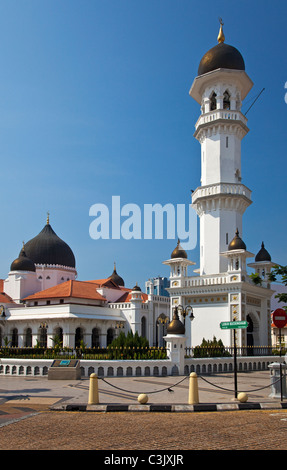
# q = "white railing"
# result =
<box><xmin>192</xmin><ymin>183</ymin><xmax>252</xmax><ymax>201</ymax></box>
<box><xmin>0</xmin><ymin>356</ymin><xmax>279</xmax><ymax>378</ymax></box>
<box><xmin>195</xmin><ymin>109</ymin><xmax>248</xmax><ymax>130</ymax></box>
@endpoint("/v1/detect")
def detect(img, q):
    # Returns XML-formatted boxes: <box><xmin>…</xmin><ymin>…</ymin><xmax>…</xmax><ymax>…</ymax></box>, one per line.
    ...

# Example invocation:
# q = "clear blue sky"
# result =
<box><xmin>0</xmin><ymin>0</ymin><xmax>286</xmax><ymax>289</ymax></box>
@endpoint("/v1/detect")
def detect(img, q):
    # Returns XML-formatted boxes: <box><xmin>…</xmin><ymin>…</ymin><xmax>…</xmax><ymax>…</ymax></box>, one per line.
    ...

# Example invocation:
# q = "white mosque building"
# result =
<box><xmin>0</xmin><ymin>215</ymin><xmax>170</xmax><ymax>349</ymax></box>
<box><xmin>0</xmin><ymin>22</ymin><xmax>277</xmax><ymax>353</ymax></box>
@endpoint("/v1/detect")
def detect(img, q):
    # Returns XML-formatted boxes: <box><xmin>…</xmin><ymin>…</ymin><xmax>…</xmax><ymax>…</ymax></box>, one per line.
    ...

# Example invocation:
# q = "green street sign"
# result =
<box><xmin>220</xmin><ymin>320</ymin><xmax>248</xmax><ymax>330</ymax></box>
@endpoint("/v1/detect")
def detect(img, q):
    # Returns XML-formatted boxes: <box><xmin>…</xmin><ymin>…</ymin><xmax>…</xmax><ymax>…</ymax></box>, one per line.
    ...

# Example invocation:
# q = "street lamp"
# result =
<box><xmin>177</xmin><ymin>304</ymin><xmax>194</xmax><ymax>325</ymax></box>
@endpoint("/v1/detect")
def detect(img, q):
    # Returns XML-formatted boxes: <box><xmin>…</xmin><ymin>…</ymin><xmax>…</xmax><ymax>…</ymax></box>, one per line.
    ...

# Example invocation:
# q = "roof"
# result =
<box><xmin>198</xmin><ymin>42</ymin><xmax>245</xmax><ymax>76</ymax></box>
<box><xmin>116</xmin><ymin>290</ymin><xmax>148</xmax><ymax>303</ymax></box>
<box><xmin>24</xmin><ymin>280</ymin><xmax>106</xmax><ymax>302</ymax></box>
<box><xmin>24</xmin><ymin>222</ymin><xmax>76</xmax><ymax>268</ymax></box>
<box><xmin>87</xmin><ymin>278</ymin><xmax>121</xmax><ymax>289</ymax></box>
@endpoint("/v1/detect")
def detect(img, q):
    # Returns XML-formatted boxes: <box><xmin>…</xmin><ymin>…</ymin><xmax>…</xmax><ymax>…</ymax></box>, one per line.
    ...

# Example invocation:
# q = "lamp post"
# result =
<box><xmin>177</xmin><ymin>305</ymin><xmax>194</xmax><ymax>325</ymax></box>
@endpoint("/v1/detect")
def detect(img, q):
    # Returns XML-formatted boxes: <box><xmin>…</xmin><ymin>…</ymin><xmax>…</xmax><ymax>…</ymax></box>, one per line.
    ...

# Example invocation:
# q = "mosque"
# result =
<box><xmin>0</xmin><ymin>22</ymin><xmax>277</xmax><ymax>352</ymax></box>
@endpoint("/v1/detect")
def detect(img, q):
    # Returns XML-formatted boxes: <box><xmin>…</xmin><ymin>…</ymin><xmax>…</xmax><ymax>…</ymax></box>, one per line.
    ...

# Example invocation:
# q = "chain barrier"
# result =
<box><xmin>198</xmin><ymin>374</ymin><xmax>281</xmax><ymax>393</ymax></box>
<box><xmin>99</xmin><ymin>372</ymin><xmax>282</xmax><ymax>396</ymax></box>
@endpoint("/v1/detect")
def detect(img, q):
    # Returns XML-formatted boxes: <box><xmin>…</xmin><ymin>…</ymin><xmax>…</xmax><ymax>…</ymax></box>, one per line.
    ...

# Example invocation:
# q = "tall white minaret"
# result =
<box><xmin>189</xmin><ymin>20</ymin><xmax>253</xmax><ymax>275</ymax></box>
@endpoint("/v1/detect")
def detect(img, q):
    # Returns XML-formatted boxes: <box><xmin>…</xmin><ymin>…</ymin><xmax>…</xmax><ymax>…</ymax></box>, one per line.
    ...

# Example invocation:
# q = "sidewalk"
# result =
<box><xmin>0</xmin><ymin>370</ymin><xmax>286</xmax><ymax>412</ymax></box>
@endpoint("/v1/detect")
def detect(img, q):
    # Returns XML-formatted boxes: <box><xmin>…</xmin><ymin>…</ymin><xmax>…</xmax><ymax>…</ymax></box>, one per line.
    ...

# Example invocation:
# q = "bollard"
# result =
<box><xmin>88</xmin><ymin>373</ymin><xmax>99</xmax><ymax>405</ymax></box>
<box><xmin>188</xmin><ymin>372</ymin><xmax>199</xmax><ymax>404</ymax></box>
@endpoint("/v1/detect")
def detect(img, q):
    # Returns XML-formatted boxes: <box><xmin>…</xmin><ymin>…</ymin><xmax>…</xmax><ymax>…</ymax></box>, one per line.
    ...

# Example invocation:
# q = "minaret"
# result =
<box><xmin>189</xmin><ymin>20</ymin><xmax>253</xmax><ymax>275</ymax></box>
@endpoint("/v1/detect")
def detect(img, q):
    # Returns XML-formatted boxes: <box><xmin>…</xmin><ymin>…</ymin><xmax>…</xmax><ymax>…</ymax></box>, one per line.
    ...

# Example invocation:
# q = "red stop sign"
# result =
<box><xmin>272</xmin><ymin>308</ymin><xmax>287</xmax><ymax>329</ymax></box>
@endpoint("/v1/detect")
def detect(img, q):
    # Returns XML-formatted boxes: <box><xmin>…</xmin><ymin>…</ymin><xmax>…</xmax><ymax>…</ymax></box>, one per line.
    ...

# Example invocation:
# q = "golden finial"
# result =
<box><xmin>217</xmin><ymin>17</ymin><xmax>225</xmax><ymax>43</ymax></box>
<box><xmin>47</xmin><ymin>211</ymin><xmax>50</xmax><ymax>224</ymax></box>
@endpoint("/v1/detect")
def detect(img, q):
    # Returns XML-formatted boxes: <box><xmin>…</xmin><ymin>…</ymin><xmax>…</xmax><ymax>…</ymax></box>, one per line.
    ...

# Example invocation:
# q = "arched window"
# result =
<box><xmin>92</xmin><ymin>328</ymin><xmax>100</xmax><ymax>348</ymax></box>
<box><xmin>25</xmin><ymin>328</ymin><xmax>32</xmax><ymax>347</ymax></box>
<box><xmin>141</xmin><ymin>316</ymin><xmax>146</xmax><ymax>338</ymax></box>
<box><xmin>223</xmin><ymin>90</ymin><xmax>231</xmax><ymax>109</ymax></box>
<box><xmin>210</xmin><ymin>91</ymin><xmax>217</xmax><ymax>111</ymax></box>
<box><xmin>75</xmin><ymin>327</ymin><xmax>84</xmax><ymax>348</ymax></box>
<box><xmin>107</xmin><ymin>328</ymin><xmax>115</xmax><ymax>346</ymax></box>
<box><xmin>39</xmin><ymin>327</ymin><xmax>47</xmax><ymax>348</ymax></box>
<box><xmin>11</xmin><ymin>328</ymin><xmax>18</xmax><ymax>347</ymax></box>
<box><xmin>54</xmin><ymin>327</ymin><xmax>63</xmax><ymax>347</ymax></box>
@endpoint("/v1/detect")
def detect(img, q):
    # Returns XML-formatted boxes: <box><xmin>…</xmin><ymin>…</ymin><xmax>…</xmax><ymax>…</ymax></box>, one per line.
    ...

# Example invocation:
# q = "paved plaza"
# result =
<box><xmin>0</xmin><ymin>370</ymin><xmax>286</xmax><ymax>451</ymax></box>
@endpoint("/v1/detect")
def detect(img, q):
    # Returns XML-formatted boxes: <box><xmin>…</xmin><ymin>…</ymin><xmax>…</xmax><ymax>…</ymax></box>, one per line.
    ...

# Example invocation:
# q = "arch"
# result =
<box><xmin>223</xmin><ymin>90</ymin><xmax>231</xmax><ymax>109</ymax></box>
<box><xmin>53</xmin><ymin>327</ymin><xmax>63</xmax><ymax>347</ymax></box>
<box><xmin>11</xmin><ymin>328</ymin><xmax>18</xmax><ymax>347</ymax></box>
<box><xmin>117</xmin><ymin>367</ymin><xmax>123</xmax><ymax>377</ymax></box>
<box><xmin>144</xmin><ymin>366</ymin><xmax>150</xmax><ymax>376</ymax></box>
<box><xmin>75</xmin><ymin>327</ymin><xmax>84</xmax><ymax>348</ymax></box>
<box><xmin>92</xmin><ymin>328</ymin><xmax>100</xmax><ymax>348</ymax></box>
<box><xmin>24</xmin><ymin>328</ymin><xmax>32</xmax><ymax>347</ymax></box>
<box><xmin>210</xmin><ymin>91</ymin><xmax>217</xmax><ymax>111</ymax></box>
<box><xmin>107</xmin><ymin>328</ymin><xmax>115</xmax><ymax>346</ymax></box>
<box><xmin>141</xmin><ymin>316</ymin><xmax>147</xmax><ymax>338</ymax></box>
<box><xmin>39</xmin><ymin>326</ymin><xmax>48</xmax><ymax>348</ymax></box>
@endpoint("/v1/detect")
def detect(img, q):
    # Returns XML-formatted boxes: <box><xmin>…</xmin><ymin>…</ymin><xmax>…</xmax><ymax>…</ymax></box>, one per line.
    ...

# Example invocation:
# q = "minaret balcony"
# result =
<box><xmin>194</xmin><ymin>109</ymin><xmax>249</xmax><ymax>140</ymax></box>
<box><xmin>191</xmin><ymin>182</ymin><xmax>252</xmax><ymax>215</ymax></box>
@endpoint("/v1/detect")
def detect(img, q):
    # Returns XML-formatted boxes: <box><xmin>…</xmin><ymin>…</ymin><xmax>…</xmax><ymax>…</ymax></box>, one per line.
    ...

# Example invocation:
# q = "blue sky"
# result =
<box><xmin>0</xmin><ymin>0</ymin><xmax>286</xmax><ymax>289</ymax></box>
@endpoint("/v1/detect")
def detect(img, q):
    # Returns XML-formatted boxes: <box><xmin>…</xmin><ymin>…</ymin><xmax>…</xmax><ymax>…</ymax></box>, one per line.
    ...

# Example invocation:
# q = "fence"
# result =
<box><xmin>0</xmin><ymin>355</ymin><xmax>281</xmax><ymax>378</ymax></box>
<box><xmin>185</xmin><ymin>345</ymin><xmax>286</xmax><ymax>358</ymax></box>
<box><xmin>0</xmin><ymin>346</ymin><xmax>168</xmax><ymax>361</ymax></box>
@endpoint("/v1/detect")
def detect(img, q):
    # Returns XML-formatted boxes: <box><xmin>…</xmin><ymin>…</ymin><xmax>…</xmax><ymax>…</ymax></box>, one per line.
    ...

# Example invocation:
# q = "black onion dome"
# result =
<box><xmin>167</xmin><ymin>307</ymin><xmax>185</xmax><ymax>335</ymax></box>
<box><xmin>228</xmin><ymin>229</ymin><xmax>246</xmax><ymax>251</ymax></box>
<box><xmin>198</xmin><ymin>42</ymin><xmax>245</xmax><ymax>76</ymax></box>
<box><xmin>132</xmin><ymin>283</ymin><xmax>141</xmax><ymax>292</ymax></box>
<box><xmin>24</xmin><ymin>223</ymin><xmax>76</xmax><ymax>268</ymax></box>
<box><xmin>109</xmin><ymin>264</ymin><xmax>125</xmax><ymax>286</ymax></box>
<box><xmin>255</xmin><ymin>242</ymin><xmax>271</xmax><ymax>262</ymax></box>
<box><xmin>171</xmin><ymin>239</ymin><xmax>187</xmax><ymax>259</ymax></box>
<box><xmin>10</xmin><ymin>247</ymin><xmax>36</xmax><ymax>272</ymax></box>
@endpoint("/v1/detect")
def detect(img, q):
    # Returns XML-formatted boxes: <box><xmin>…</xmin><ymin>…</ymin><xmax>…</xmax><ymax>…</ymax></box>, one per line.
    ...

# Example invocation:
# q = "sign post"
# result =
<box><xmin>220</xmin><ymin>319</ymin><xmax>248</xmax><ymax>399</ymax></box>
<box><xmin>272</xmin><ymin>309</ymin><xmax>287</xmax><ymax>401</ymax></box>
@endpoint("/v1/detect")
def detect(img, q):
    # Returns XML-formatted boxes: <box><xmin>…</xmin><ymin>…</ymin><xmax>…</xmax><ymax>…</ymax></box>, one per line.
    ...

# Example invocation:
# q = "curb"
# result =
<box><xmin>50</xmin><ymin>402</ymin><xmax>287</xmax><ymax>413</ymax></box>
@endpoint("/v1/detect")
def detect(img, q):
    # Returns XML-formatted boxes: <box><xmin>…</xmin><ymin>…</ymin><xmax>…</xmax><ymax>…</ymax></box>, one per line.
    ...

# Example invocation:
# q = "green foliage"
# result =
<box><xmin>249</xmin><ymin>272</ymin><xmax>262</xmax><ymax>285</ymax></box>
<box><xmin>108</xmin><ymin>330</ymin><xmax>149</xmax><ymax>350</ymax></box>
<box><xmin>268</xmin><ymin>265</ymin><xmax>287</xmax><ymax>308</ymax></box>
<box><xmin>106</xmin><ymin>331</ymin><xmax>167</xmax><ymax>360</ymax></box>
<box><xmin>193</xmin><ymin>336</ymin><xmax>231</xmax><ymax>358</ymax></box>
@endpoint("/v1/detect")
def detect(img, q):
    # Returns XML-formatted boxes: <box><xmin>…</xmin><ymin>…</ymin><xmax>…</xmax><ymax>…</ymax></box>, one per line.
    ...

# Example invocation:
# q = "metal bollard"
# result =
<box><xmin>188</xmin><ymin>372</ymin><xmax>199</xmax><ymax>404</ymax></box>
<box><xmin>88</xmin><ymin>373</ymin><xmax>99</xmax><ymax>405</ymax></box>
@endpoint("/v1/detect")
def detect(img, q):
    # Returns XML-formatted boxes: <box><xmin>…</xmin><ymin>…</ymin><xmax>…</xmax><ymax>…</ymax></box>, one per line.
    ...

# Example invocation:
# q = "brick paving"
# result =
<box><xmin>0</xmin><ymin>371</ymin><xmax>286</xmax><ymax>451</ymax></box>
<box><xmin>0</xmin><ymin>407</ymin><xmax>286</xmax><ymax>450</ymax></box>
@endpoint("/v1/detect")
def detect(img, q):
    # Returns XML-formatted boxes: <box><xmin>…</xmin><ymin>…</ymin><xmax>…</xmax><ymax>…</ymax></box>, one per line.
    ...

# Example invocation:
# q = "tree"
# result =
<box><xmin>268</xmin><ymin>265</ymin><xmax>287</xmax><ymax>309</ymax></box>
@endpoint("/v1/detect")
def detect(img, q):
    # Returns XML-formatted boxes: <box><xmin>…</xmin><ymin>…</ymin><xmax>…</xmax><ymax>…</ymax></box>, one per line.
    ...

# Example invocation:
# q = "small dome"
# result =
<box><xmin>171</xmin><ymin>239</ymin><xmax>187</xmax><ymax>259</ymax></box>
<box><xmin>10</xmin><ymin>247</ymin><xmax>36</xmax><ymax>272</ymax></box>
<box><xmin>167</xmin><ymin>307</ymin><xmax>185</xmax><ymax>335</ymax></box>
<box><xmin>255</xmin><ymin>242</ymin><xmax>271</xmax><ymax>262</ymax></box>
<box><xmin>198</xmin><ymin>22</ymin><xmax>245</xmax><ymax>76</ymax></box>
<box><xmin>109</xmin><ymin>264</ymin><xmax>125</xmax><ymax>286</ymax></box>
<box><xmin>228</xmin><ymin>229</ymin><xmax>246</xmax><ymax>251</ymax></box>
<box><xmin>24</xmin><ymin>219</ymin><xmax>76</xmax><ymax>268</ymax></box>
<box><xmin>132</xmin><ymin>283</ymin><xmax>141</xmax><ymax>292</ymax></box>
<box><xmin>198</xmin><ymin>42</ymin><xmax>245</xmax><ymax>76</ymax></box>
